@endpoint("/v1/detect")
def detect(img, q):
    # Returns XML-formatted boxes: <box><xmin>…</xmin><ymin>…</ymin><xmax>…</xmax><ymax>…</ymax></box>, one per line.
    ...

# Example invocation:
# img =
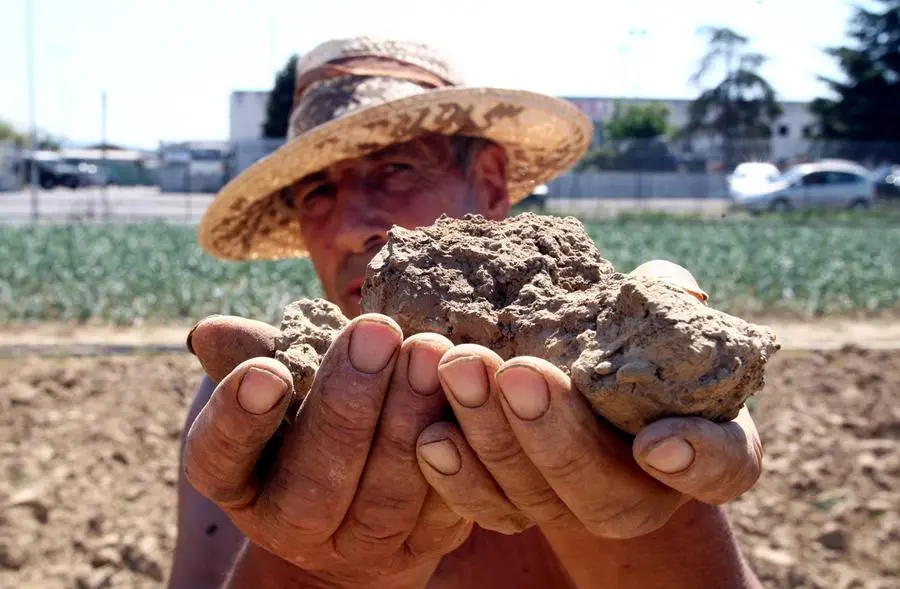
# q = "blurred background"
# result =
<box><xmin>1</xmin><ymin>2</ymin><xmax>898</xmax><ymax>589</ymax></box>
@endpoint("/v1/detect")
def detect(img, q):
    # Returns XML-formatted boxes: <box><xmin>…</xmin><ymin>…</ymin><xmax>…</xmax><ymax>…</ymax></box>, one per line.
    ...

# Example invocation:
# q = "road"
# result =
<box><xmin>0</xmin><ymin>187</ymin><xmax>214</xmax><ymax>224</ymax></box>
<box><xmin>0</xmin><ymin>186</ymin><xmax>729</xmax><ymax>224</ymax></box>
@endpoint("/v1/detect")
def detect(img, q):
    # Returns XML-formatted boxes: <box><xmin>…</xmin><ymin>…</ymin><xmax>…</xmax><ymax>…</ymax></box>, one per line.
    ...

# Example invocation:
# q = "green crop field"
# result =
<box><xmin>1</xmin><ymin>214</ymin><xmax>898</xmax><ymax>325</ymax></box>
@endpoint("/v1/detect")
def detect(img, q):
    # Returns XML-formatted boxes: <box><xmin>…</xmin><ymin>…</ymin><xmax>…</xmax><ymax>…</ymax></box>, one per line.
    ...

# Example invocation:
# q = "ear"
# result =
<box><xmin>470</xmin><ymin>143</ymin><xmax>511</xmax><ymax>220</ymax></box>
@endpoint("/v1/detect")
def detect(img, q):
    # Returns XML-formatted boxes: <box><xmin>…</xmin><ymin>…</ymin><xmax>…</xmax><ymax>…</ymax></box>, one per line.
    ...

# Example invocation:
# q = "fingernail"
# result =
<box><xmin>185</xmin><ymin>314</ymin><xmax>225</xmax><ymax>355</ymax></box>
<box><xmin>496</xmin><ymin>365</ymin><xmax>549</xmax><ymax>421</ymax></box>
<box><xmin>349</xmin><ymin>319</ymin><xmax>400</xmax><ymax>374</ymax></box>
<box><xmin>408</xmin><ymin>342</ymin><xmax>444</xmax><ymax>395</ymax></box>
<box><xmin>643</xmin><ymin>437</ymin><xmax>695</xmax><ymax>474</ymax></box>
<box><xmin>439</xmin><ymin>356</ymin><xmax>489</xmax><ymax>408</ymax></box>
<box><xmin>185</xmin><ymin>323</ymin><xmax>200</xmax><ymax>355</ymax></box>
<box><xmin>237</xmin><ymin>367</ymin><xmax>288</xmax><ymax>415</ymax></box>
<box><xmin>419</xmin><ymin>439</ymin><xmax>461</xmax><ymax>475</ymax></box>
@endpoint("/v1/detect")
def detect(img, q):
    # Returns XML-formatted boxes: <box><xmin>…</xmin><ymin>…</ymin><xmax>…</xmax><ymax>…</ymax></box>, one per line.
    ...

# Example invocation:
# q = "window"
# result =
<box><xmin>778</xmin><ymin>125</ymin><xmax>789</xmax><ymax>137</ymax></box>
<box><xmin>802</xmin><ymin>171</ymin><xmax>830</xmax><ymax>186</ymax></box>
<box><xmin>828</xmin><ymin>172</ymin><xmax>864</xmax><ymax>184</ymax></box>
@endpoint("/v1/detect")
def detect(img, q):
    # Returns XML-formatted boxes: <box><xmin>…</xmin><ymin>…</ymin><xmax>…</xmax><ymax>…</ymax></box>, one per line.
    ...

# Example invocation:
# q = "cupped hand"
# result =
<box><xmin>182</xmin><ymin>314</ymin><xmax>472</xmax><ymax>585</ymax></box>
<box><xmin>412</xmin><ymin>260</ymin><xmax>763</xmax><ymax>540</ymax></box>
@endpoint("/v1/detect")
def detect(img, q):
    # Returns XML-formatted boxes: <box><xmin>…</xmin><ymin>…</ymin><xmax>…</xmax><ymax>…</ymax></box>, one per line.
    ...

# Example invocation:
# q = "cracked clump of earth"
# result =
<box><xmin>274</xmin><ymin>213</ymin><xmax>780</xmax><ymax>434</ymax></box>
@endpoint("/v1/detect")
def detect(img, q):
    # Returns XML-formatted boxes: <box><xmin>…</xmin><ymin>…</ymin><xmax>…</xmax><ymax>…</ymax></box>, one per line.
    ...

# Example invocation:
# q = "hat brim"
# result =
<box><xmin>198</xmin><ymin>87</ymin><xmax>593</xmax><ymax>261</ymax></box>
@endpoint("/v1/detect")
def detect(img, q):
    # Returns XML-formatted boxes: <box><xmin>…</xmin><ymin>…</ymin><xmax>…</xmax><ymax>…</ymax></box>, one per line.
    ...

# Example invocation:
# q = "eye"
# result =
<box><xmin>294</xmin><ymin>184</ymin><xmax>335</xmax><ymax>218</ymax></box>
<box><xmin>373</xmin><ymin>162</ymin><xmax>417</xmax><ymax>192</ymax></box>
<box><xmin>382</xmin><ymin>163</ymin><xmax>413</xmax><ymax>175</ymax></box>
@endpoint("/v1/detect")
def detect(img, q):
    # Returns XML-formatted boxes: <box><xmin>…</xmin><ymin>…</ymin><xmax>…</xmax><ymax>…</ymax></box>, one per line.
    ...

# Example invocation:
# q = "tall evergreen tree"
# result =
<box><xmin>261</xmin><ymin>54</ymin><xmax>299</xmax><ymax>139</ymax></box>
<box><xmin>810</xmin><ymin>0</ymin><xmax>900</xmax><ymax>162</ymax></box>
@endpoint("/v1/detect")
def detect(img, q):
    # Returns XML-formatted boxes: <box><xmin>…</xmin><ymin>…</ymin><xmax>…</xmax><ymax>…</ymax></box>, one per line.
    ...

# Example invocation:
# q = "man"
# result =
<box><xmin>168</xmin><ymin>36</ymin><xmax>765</xmax><ymax>589</ymax></box>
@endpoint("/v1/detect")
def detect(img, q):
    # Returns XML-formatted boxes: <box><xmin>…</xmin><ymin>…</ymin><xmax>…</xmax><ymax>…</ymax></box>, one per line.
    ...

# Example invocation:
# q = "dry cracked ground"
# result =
<box><xmin>1</xmin><ymin>344</ymin><xmax>898</xmax><ymax>589</ymax></box>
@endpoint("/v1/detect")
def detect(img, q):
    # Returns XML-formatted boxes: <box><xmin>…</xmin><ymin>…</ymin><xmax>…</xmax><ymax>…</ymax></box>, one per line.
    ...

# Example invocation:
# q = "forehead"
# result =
<box><xmin>292</xmin><ymin>135</ymin><xmax>453</xmax><ymax>187</ymax></box>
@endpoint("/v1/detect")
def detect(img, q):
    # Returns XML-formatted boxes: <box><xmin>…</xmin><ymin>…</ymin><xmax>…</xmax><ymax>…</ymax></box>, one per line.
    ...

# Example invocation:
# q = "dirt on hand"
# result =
<box><xmin>276</xmin><ymin>213</ymin><xmax>780</xmax><ymax>434</ymax></box>
<box><xmin>2</xmin><ymin>346</ymin><xmax>898</xmax><ymax>589</ymax></box>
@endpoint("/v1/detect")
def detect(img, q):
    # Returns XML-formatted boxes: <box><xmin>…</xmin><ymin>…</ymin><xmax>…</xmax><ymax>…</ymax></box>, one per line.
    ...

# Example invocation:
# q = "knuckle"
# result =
<box><xmin>182</xmin><ymin>429</ymin><xmax>254</xmax><ymax>506</ymax></box>
<box><xmin>699</xmin><ymin>429</ymin><xmax>763</xmax><ymax>503</ymax></box>
<box><xmin>536</xmin><ymin>445</ymin><xmax>594</xmax><ymax>481</ymax></box>
<box><xmin>265</xmin><ymin>491</ymin><xmax>332</xmax><ymax>540</ymax></box>
<box><xmin>581</xmin><ymin>499</ymin><xmax>668</xmax><ymax>539</ymax></box>
<box><xmin>347</xmin><ymin>515</ymin><xmax>407</xmax><ymax>548</ymax></box>
<box><xmin>406</xmin><ymin>520</ymin><xmax>472</xmax><ymax>561</ymax></box>
<box><xmin>486</xmin><ymin>511</ymin><xmax>534</xmax><ymax>535</ymax></box>
<box><xmin>313</xmin><ymin>389</ymin><xmax>378</xmax><ymax>448</ymax></box>
<box><xmin>747</xmin><ymin>435</ymin><xmax>764</xmax><ymax>483</ymax></box>
<box><xmin>184</xmin><ymin>459</ymin><xmax>255</xmax><ymax>508</ymax></box>
<box><xmin>514</xmin><ymin>489</ymin><xmax>571</xmax><ymax>525</ymax></box>
<box><xmin>378</xmin><ymin>426</ymin><xmax>419</xmax><ymax>460</ymax></box>
<box><xmin>347</xmin><ymin>495</ymin><xmax>416</xmax><ymax>543</ymax></box>
<box><xmin>467</xmin><ymin>431</ymin><xmax>523</xmax><ymax>466</ymax></box>
<box><xmin>507</xmin><ymin>481</ymin><xmax>557</xmax><ymax>510</ymax></box>
<box><xmin>536</xmin><ymin>504</ymin><xmax>576</xmax><ymax>529</ymax></box>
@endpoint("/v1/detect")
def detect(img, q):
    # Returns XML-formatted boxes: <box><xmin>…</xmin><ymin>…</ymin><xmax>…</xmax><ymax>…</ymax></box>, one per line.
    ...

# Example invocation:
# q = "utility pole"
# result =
<box><xmin>26</xmin><ymin>0</ymin><xmax>39</xmax><ymax>220</ymax></box>
<box><xmin>101</xmin><ymin>91</ymin><xmax>109</xmax><ymax>219</ymax></box>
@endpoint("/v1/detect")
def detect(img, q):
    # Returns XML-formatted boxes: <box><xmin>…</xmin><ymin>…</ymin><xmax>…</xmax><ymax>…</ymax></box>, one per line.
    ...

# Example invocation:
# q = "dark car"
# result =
<box><xmin>14</xmin><ymin>159</ymin><xmax>81</xmax><ymax>189</ymax></box>
<box><xmin>873</xmin><ymin>164</ymin><xmax>900</xmax><ymax>200</ymax></box>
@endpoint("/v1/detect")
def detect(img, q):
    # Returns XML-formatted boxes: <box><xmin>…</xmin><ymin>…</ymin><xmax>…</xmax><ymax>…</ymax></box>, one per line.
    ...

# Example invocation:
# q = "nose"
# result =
<box><xmin>330</xmin><ymin>178</ymin><xmax>390</xmax><ymax>254</ymax></box>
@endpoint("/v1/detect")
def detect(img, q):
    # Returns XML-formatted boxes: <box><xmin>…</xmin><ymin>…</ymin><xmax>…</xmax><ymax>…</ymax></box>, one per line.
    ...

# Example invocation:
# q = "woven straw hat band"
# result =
<box><xmin>292</xmin><ymin>53</ymin><xmax>457</xmax><ymax>111</ymax></box>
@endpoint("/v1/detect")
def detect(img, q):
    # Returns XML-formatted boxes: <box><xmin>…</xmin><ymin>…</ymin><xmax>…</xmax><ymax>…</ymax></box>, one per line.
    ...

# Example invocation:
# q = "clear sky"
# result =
<box><xmin>1</xmin><ymin>0</ymin><xmax>859</xmax><ymax>150</ymax></box>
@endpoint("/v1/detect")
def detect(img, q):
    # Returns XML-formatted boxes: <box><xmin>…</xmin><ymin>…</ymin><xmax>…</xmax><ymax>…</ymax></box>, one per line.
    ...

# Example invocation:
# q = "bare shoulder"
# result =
<box><xmin>166</xmin><ymin>376</ymin><xmax>245</xmax><ymax>589</ymax></box>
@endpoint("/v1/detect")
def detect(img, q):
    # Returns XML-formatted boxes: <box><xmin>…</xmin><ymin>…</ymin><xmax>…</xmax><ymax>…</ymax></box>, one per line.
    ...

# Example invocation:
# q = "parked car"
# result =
<box><xmin>873</xmin><ymin>164</ymin><xmax>900</xmax><ymax>200</ymax></box>
<box><xmin>525</xmin><ymin>183</ymin><xmax>549</xmax><ymax>210</ymax></box>
<box><xmin>729</xmin><ymin>161</ymin><xmax>875</xmax><ymax>214</ymax></box>
<box><xmin>73</xmin><ymin>162</ymin><xmax>109</xmax><ymax>187</ymax></box>
<box><xmin>14</xmin><ymin>158</ymin><xmax>81</xmax><ymax>189</ymax></box>
<box><xmin>727</xmin><ymin>161</ymin><xmax>781</xmax><ymax>193</ymax></box>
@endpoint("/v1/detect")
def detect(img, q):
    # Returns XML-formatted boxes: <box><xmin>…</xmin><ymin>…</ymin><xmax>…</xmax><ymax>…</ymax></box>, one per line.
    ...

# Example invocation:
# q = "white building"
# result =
<box><xmin>561</xmin><ymin>96</ymin><xmax>817</xmax><ymax>162</ymax></box>
<box><xmin>228</xmin><ymin>90</ymin><xmax>817</xmax><ymax>164</ymax></box>
<box><xmin>229</xmin><ymin>91</ymin><xmax>271</xmax><ymax>141</ymax></box>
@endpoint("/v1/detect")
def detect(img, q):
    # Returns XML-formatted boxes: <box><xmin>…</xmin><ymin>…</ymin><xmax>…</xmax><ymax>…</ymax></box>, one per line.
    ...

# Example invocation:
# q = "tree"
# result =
<box><xmin>809</xmin><ymin>0</ymin><xmax>900</xmax><ymax>163</ymax></box>
<box><xmin>578</xmin><ymin>102</ymin><xmax>678</xmax><ymax>171</ymax></box>
<box><xmin>0</xmin><ymin>118</ymin><xmax>26</xmax><ymax>147</ymax></box>
<box><xmin>681</xmin><ymin>27</ymin><xmax>783</xmax><ymax>168</ymax></box>
<box><xmin>0</xmin><ymin>118</ymin><xmax>62</xmax><ymax>150</ymax></box>
<box><xmin>604</xmin><ymin>101</ymin><xmax>671</xmax><ymax>141</ymax></box>
<box><xmin>261</xmin><ymin>54</ymin><xmax>299</xmax><ymax>139</ymax></box>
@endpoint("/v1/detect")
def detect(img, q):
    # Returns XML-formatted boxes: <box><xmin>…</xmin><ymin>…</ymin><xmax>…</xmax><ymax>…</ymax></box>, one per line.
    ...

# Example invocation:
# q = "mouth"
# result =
<box><xmin>345</xmin><ymin>277</ymin><xmax>365</xmax><ymax>303</ymax></box>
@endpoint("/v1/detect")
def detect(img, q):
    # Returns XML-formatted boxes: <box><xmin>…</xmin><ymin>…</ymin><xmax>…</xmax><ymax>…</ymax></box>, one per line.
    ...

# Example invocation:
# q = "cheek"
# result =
<box><xmin>299</xmin><ymin>226</ymin><xmax>338</xmax><ymax>295</ymax></box>
<box><xmin>386</xmin><ymin>183</ymin><xmax>473</xmax><ymax>228</ymax></box>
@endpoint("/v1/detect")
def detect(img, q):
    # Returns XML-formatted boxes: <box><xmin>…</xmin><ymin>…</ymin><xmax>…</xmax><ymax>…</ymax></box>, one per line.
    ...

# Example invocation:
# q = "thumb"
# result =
<box><xmin>631</xmin><ymin>406</ymin><xmax>762</xmax><ymax>505</ymax></box>
<box><xmin>186</xmin><ymin>315</ymin><xmax>280</xmax><ymax>383</ymax></box>
<box><xmin>629</xmin><ymin>259</ymin><xmax>708</xmax><ymax>304</ymax></box>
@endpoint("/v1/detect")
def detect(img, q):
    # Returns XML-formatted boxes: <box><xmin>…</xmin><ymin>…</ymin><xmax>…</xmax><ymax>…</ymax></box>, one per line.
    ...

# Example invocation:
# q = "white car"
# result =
<box><xmin>728</xmin><ymin>162</ymin><xmax>781</xmax><ymax>193</ymax></box>
<box><xmin>729</xmin><ymin>161</ymin><xmax>875</xmax><ymax>214</ymax></box>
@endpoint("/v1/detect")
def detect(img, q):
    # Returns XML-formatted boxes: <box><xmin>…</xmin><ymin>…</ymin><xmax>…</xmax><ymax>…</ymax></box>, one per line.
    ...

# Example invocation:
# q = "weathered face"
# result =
<box><xmin>290</xmin><ymin>134</ymin><xmax>511</xmax><ymax>318</ymax></box>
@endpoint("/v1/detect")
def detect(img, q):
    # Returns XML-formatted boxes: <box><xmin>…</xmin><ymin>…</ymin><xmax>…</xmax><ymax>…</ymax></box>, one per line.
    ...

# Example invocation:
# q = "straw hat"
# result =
<box><xmin>198</xmin><ymin>36</ymin><xmax>594</xmax><ymax>261</ymax></box>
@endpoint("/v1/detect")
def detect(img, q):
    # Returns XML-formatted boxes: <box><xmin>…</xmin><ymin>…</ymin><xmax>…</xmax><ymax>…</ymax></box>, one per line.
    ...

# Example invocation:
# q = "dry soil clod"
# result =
<box><xmin>274</xmin><ymin>213</ymin><xmax>780</xmax><ymax>434</ymax></box>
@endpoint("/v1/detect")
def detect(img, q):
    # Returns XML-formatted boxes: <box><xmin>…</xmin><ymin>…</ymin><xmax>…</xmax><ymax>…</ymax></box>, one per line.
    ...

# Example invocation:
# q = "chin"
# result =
<box><xmin>339</xmin><ymin>295</ymin><xmax>362</xmax><ymax>319</ymax></box>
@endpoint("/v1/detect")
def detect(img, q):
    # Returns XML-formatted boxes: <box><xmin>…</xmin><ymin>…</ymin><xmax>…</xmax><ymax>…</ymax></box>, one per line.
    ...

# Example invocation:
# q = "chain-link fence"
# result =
<box><xmin>2</xmin><ymin>137</ymin><xmax>898</xmax><ymax>224</ymax></box>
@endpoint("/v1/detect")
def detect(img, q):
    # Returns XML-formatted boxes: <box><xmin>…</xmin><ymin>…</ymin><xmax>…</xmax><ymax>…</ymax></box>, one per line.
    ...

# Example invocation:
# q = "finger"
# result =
<box><xmin>404</xmin><ymin>489</ymin><xmax>472</xmax><ymax>559</ymax></box>
<box><xmin>259</xmin><ymin>314</ymin><xmax>403</xmax><ymax>539</ymax></box>
<box><xmin>437</xmin><ymin>346</ymin><xmax>572</xmax><ymax>527</ymax></box>
<box><xmin>416</xmin><ymin>422</ymin><xmax>534</xmax><ymax>535</ymax></box>
<box><xmin>183</xmin><ymin>356</ymin><xmax>293</xmax><ymax>509</ymax></box>
<box><xmin>494</xmin><ymin>357</ymin><xmax>681</xmax><ymax>539</ymax></box>
<box><xmin>333</xmin><ymin>333</ymin><xmax>454</xmax><ymax>562</ymax></box>
<box><xmin>187</xmin><ymin>315</ymin><xmax>280</xmax><ymax>383</ymax></box>
<box><xmin>633</xmin><ymin>405</ymin><xmax>763</xmax><ymax>504</ymax></box>
<box><xmin>629</xmin><ymin>259</ymin><xmax>708</xmax><ymax>304</ymax></box>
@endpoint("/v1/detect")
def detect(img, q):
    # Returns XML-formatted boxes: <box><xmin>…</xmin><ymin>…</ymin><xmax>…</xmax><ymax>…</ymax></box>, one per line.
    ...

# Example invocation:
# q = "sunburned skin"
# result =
<box><xmin>274</xmin><ymin>213</ymin><xmax>780</xmax><ymax>435</ymax></box>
